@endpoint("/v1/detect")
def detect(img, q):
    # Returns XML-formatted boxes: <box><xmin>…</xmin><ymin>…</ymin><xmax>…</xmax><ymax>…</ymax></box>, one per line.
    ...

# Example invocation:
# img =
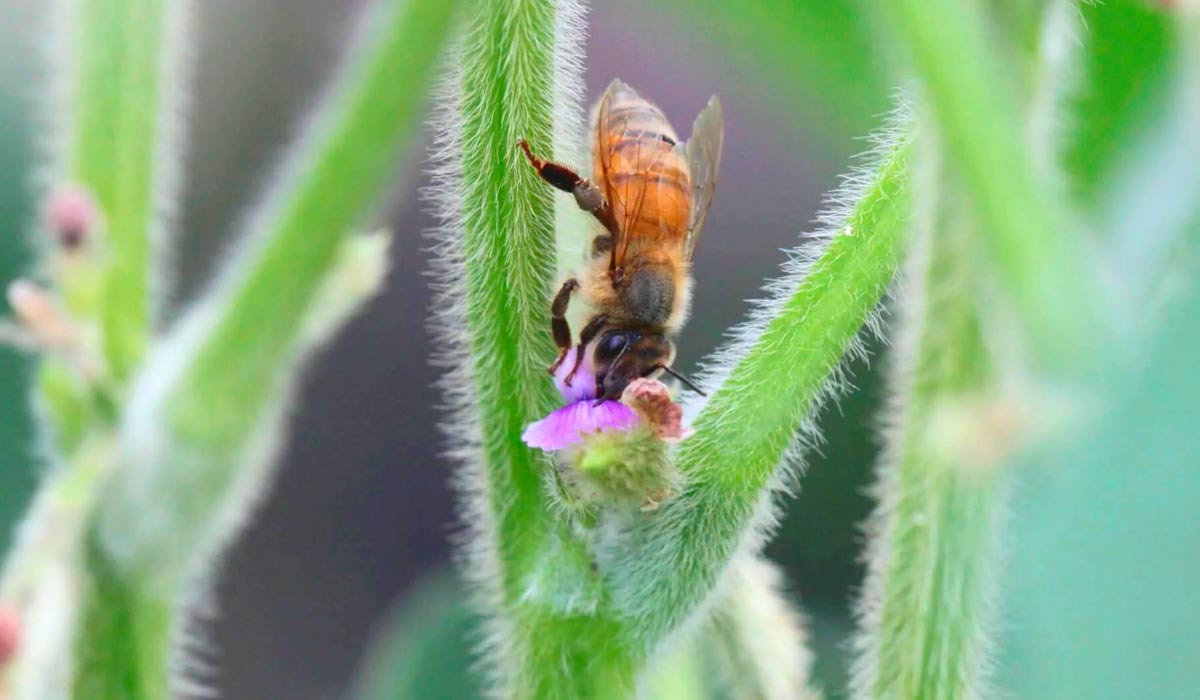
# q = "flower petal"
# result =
<box><xmin>522</xmin><ymin>399</ymin><xmax>639</xmax><ymax>452</ymax></box>
<box><xmin>552</xmin><ymin>346</ymin><xmax>597</xmax><ymax>402</ymax></box>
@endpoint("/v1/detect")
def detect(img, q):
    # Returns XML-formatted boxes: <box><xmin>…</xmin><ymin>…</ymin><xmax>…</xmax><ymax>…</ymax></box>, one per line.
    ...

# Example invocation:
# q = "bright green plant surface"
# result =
<box><xmin>1</xmin><ymin>0</ymin><xmax>1199</xmax><ymax>698</ymax></box>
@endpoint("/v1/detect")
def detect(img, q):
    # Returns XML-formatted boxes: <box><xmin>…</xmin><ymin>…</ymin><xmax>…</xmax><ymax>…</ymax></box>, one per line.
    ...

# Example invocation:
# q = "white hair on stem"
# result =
<box><xmin>425</xmin><ymin>1</ymin><xmax>591</xmax><ymax>695</ymax></box>
<box><xmin>585</xmin><ymin>100</ymin><xmax>913</xmax><ymax>659</ymax></box>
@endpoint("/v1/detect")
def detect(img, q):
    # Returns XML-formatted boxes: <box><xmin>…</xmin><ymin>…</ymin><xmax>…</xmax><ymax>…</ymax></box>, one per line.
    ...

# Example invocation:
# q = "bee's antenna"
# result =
<box><xmin>657</xmin><ymin>365</ymin><xmax>707</xmax><ymax>397</ymax></box>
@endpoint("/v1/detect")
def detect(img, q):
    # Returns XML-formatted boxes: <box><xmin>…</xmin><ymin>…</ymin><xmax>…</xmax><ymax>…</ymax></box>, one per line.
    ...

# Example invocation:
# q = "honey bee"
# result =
<box><xmin>520</xmin><ymin>79</ymin><xmax>724</xmax><ymax>401</ymax></box>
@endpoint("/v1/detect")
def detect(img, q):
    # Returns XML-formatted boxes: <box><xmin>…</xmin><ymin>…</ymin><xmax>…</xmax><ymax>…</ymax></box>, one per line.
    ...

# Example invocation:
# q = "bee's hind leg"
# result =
<box><xmin>549</xmin><ymin>278</ymin><xmax>579</xmax><ymax>376</ymax></box>
<box><xmin>518</xmin><ymin>140</ymin><xmax>615</xmax><ymax>233</ymax></box>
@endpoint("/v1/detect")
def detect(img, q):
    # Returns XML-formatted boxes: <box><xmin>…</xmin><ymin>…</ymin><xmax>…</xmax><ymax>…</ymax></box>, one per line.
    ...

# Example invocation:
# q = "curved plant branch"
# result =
<box><xmin>592</xmin><ymin>120</ymin><xmax>912</xmax><ymax>651</ymax></box>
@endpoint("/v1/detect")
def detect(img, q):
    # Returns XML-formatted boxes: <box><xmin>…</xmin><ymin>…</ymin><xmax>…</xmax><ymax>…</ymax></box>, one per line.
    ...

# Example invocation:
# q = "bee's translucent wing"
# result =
<box><xmin>682</xmin><ymin>95</ymin><xmax>724</xmax><ymax>263</ymax></box>
<box><xmin>592</xmin><ymin>79</ymin><xmax>629</xmax><ymax>272</ymax></box>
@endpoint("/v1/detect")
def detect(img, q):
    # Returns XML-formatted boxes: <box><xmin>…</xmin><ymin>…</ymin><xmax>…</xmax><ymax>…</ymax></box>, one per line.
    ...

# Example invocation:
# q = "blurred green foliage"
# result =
<box><xmin>1065</xmin><ymin>0</ymin><xmax>1176</xmax><ymax>209</ymax></box>
<box><xmin>352</xmin><ymin>571</ymin><xmax>483</xmax><ymax>700</ymax></box>
<box><xmin>0</xmin><ymin>64</ymin><xmax>35</xmax><ymax>554</ymax></box>
<box><xmin>1000</xmin><ymin>273</ymin><xmax>1200</xmax><ymax>700</ymax></box>
<box><xmin>627</xmin><ymin>0</ymin><xmax>889</xmax><ymax>161</ymax></box>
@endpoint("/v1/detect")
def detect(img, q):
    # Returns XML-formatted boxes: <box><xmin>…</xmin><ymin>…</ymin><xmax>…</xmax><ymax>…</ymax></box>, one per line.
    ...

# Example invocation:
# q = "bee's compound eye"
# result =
<box><xmin>597</xmin><ymin>331</ymin><xmax>631</xmax><ymax>360</ymax></box>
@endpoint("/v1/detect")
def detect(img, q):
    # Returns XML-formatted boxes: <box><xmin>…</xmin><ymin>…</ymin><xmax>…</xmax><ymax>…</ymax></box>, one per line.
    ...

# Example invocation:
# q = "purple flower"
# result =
<box><xmin>522</xmin><ymin>346</ymin><xmax>640</xmax><ymax>451</ymax></box>
<box><xmin>551</xmin><ymin>346</ymin><xmax>597</xmax><ymax>402</ymax></box>
<box><xmin>522</xmin><ymin>399</ymin><xmax>639</xmax><ymax>452</ymax></box>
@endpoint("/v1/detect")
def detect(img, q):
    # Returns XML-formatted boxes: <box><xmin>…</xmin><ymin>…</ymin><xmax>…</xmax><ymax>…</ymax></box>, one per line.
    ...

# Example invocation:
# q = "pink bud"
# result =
<box><xmin>43</xmin><ymin>184</ymin><xmax>99</xmax><ymax>250</ymax></box>
<box><xmin>0</xmin><ymin>604</ymin><xmax>19</xmax><ymax>664</ymax></box>
<box><xmin>622</xmin><ymin>378</ymin><xmax>688</xmax><ymax>441</ymax></box>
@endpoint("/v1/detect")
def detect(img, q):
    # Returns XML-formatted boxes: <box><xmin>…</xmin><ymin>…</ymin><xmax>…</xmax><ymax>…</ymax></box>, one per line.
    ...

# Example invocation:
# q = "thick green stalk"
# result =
<box><xmin>437</xmin><ymin>1</ymin><xmax>637</xmax><ymax>695</ymax></box>
<box><xmin>596</xmin><ymin>125</ymin><xmax>912</xmax><ymax>648</ymax></box>
<box><xmin>67</xmin><ymin>0</ymin><xmax>173</xmax><ymax>382</ymax></box>
<box><xmin>880</xmin><ymin>0</ymin><xmax>1099</xmax><ymax>368</ymax></box>
<box><xmin>852</xmin><ymin>148</ymin><xmax>1004</xmax><ymax>700</ymax></box>
<box><xmin>71</xmin><ymin>539</ymin><xmax>171</xmax><ymax>700</ymax></box>
<box><xmin>453</xmin><ymin>0</ymin><xmax>564</xmax><ymax>602</ymax></box>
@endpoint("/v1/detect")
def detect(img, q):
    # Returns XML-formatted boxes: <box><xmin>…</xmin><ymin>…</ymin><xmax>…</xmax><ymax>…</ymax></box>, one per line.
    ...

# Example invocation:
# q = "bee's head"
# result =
<box><xmin>591</xmin><ymin>329</ymin><xmax>671</xmax><ymax>400</ymax></box>
<box><xmin>591</xmin><ymin>328</ymin><xmax>704</xmax><ymax>401</ymax></box>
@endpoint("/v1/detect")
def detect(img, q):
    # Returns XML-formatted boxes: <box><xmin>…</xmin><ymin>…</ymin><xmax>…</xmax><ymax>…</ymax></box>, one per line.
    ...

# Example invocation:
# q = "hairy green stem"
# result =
<box><xmin>881</xmin><ymin>0</ymin><xmax>1100</xmax><ymax>368</ymax></box>
<box><xmin>703</xmin><ymin>555</ymin><xmax>820</xmax><ymax>700</ymax></box>
<box><xmin>67</xmin><ymin>0</ymin><xmax>174</xmax><ymax>382</ymax></box>
<box><xmin>444</xmin><ymin>1</ymin><xmax>636</xmax><ymax>695</ymax></box>
<box><xmin>596</xmin><ymin>126</ymin><xmax>912</xmax><ymax>649</ymax></box>
<box><xmin>853</xmin><ymin>144</ymin><xmax>1004</xmax><ymax>700</ymax></box>
<box><xmin>72</xmin><ymin>540</ymin><xmax>172</xmax><ymax>700</ymax></box>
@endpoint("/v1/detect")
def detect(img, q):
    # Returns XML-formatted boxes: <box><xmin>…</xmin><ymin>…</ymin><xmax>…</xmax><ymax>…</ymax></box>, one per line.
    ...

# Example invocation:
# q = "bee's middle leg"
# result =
<box><xmin>518</xmin><ymin>140</ymin><xmax>615</xmax><ymax>233</ymax></box>
<box><xmin>549</xmin><ymin>278</ymin><xmax>579</xmax><ymax>375</ymax></box>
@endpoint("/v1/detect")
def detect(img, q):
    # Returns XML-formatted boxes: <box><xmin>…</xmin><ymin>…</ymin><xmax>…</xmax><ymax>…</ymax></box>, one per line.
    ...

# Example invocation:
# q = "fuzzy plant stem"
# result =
<box><xmin>851</xmin><ymin>141</ymin><xmax>1005</xmax><ymax>700</ymax></box>
<box><xmin>433</xmin><ymin>1</ymin><xmax>638</xmax><ymax>696</ymax></box>
<box><xmin>880</xmin><ymin>0</ymin><xmax>1101</xmax><ymax>369</ymax></box>
<box><xmin>65</xmin><ymin>0</ymin><xmax>174</xmax><ymax>383</ymax></box>
<box><xmin>80</xmin><ymin>0</ymin><xmax>458</xmax><ymax>694</ymax></box>
<box><xmin>594</xmin><ymin>124</ymin><xmax>912</xmax><ymax>651</ymax></box>
<box><xmin>702</xmin><ymin>555</ymin><xmax>820</xmax><ymax>700</ymax></box>
<box><xmin>0</xmin><ymin>0</ymin><xmax>182</xmax><ymax>695</ymax></box>
<box><xmin>0</xmin><ymin>0</ymin><xmax>459</xmax><ymax>697</ymax></box>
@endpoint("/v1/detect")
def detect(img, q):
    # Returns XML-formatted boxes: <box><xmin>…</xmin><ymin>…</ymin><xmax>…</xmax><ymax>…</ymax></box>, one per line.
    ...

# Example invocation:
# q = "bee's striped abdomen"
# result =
<box><xmin>592</xmin><ymin>82</ymin><xmax>691</xmax><ymax>246</ymax></box>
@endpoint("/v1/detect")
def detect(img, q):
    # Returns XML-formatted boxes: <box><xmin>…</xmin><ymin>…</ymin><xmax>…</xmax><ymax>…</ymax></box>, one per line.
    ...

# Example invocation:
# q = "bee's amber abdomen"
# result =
<box><xmin>593</xmin><ymin>88</ymin><xmax>691</xmax><ymax>244</ymax></box>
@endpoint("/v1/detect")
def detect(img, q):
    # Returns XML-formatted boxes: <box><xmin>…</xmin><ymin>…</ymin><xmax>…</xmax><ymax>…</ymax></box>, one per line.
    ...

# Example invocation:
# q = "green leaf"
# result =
<box><xmin>1064</xmin><ymin>0</ymin><xmax>1177</xmax><ymax>210</ymax></box>
<box><xmin>879</xmin><ymin>0</ymin><xmax>1102</xmax><ymax>369</ymax></box>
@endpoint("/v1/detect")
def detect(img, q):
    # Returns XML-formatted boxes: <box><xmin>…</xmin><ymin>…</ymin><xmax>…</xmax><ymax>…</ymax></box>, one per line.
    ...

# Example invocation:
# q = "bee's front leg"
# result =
<box><xmin>549</xmin><ymin>278</ymin><xmax>579</xmax><ymax>375</ymax></box>
<box><xmin>518</xmin><ymin>140</ymin><xmax>615</xmax><ymax>234</ymax></box>
<box><xmin>565</xmin><ymin>314</ymin><xmax>607</xmax><ymax>387</ymax></box>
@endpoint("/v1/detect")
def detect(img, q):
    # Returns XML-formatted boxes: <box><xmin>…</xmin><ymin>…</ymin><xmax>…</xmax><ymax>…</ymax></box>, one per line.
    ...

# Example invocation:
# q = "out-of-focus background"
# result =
<box><xmin>0</xmin><ymin>0</ymin><xmax>1028</xmax><ymax>698</ymax></box>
